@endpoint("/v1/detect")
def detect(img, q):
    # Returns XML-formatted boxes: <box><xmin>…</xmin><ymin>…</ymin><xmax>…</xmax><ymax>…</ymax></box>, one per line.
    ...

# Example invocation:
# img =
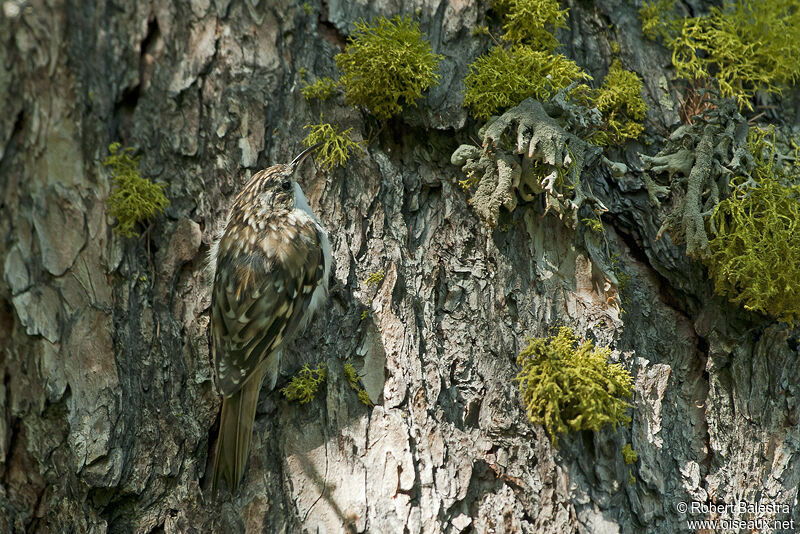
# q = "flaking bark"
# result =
<box><xmin>1</xmin><ymin>1</ymin><xmax>799</xmax><ymax>533</ymax></box>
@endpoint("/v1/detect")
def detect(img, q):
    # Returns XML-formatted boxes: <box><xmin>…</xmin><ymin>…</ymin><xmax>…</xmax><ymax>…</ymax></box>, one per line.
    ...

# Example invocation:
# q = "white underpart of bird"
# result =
<box><xmin>293</xmin><ymin>180</ymin><xmax>332</xmax><ymax>328</ymax></box>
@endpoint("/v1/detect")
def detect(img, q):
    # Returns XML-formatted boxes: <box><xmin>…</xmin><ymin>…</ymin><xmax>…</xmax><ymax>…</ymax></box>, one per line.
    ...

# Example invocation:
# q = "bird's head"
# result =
<box><xmin>242</xmin><ymin>143</ymin><xmax>321</xmax><ymax>213</ymax></box>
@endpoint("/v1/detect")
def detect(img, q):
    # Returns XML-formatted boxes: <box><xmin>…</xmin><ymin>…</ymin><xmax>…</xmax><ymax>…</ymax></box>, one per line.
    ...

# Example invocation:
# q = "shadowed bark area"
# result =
<box><xmin>1</xmin><ymin>0</ymin><xmax>799</xmax><ymax>532</ymax></box>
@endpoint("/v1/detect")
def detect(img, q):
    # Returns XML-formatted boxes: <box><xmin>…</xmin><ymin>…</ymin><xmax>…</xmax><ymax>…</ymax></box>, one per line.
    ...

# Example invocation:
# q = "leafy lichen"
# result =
<box><xmin>706</xmin><ymin>127</ymin><xmax>800</xmax><ymax>324</ymax></box>
<box><xmin>456</xmin><ymin>0</ymin><xmax>642</xmax><ymax>229</ymax></box>
<box><xmin>514</xmin><ymin>327</ymin><xmax>633</xmax><ymax>448</ymax></box>
<box><xmin>303</xmin><ymin>118</ymin><xmax>364</xmax><ymax>170</ymax></box>
<box><xmin>463</xmin><ymin>45</ymin><xmax>588</xmax><ymax>120</ymax></box>
<box><xmin>452</xmin><ymin>94</ymin><xmax>604</xmax><ymax>228</ymax></box>
<box><xmin>103</xmin><ymin>142</ymin><xmax>169</xmax><ymax>238</ymax></box>
<box><xmin>642</xmin><ymin>97</ymin><xmax>752</xmax><ymax>259</ymax></box>
<box><xmin>301</xmin><ymin>77</ymin><xmax>337</xmax><ymax>101</ymax></box>
<box><xmin>281</xmin><ymin>363</ymin><xmax>328</xmax><ymax>404</ymax></box>
<box><xmin>335</xmin><ymin>16</ymin><xmax>443</xmax><ymax>119</ymax></box>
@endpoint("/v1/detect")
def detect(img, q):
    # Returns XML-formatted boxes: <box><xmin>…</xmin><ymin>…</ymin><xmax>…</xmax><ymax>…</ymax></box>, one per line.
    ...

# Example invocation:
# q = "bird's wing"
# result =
<box><xmin>211</xmin><ymin>217</ymin><xmax>325</xmax><ymax>397</ymax></box>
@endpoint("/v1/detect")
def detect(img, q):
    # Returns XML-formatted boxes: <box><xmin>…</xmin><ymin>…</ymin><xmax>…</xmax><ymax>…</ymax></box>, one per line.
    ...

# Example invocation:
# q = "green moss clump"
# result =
<box><xmin>583</xmin><ymin>59</ymin><xmax>647</xmax><ymax>146</ymax></box>
<box><xmin>664</xmin><ymin>1</ymin><xmax>800</xmax><ymax>109</ymax></box>
<box><xmin>364</xmin><ymin>269</ymin><xmax>385</xmax><ymax>286</ymax></box>
<box><xmin>706</xmin><ymin>127</ymin><xmax>800</xmax><ymax>324</ymax></box>
<box><xmin>494</xmin><ymin>0</ymin><xmax>568</xmax><ymax>50</ymax></box>
<box><xmin>303</xmin><ymin>118</ymin><xmax>364</xmax><ymax>170</ymax></box>
<box><xmin>621</xmin><ymin>443</ymin><xmax>638</xmax><ymax>464</ymax></box>
<box><xmin>301</xmin><ymin>77</ymin><xmax>337</xmax><ymax>101</ymax></box>
<box><xmin>463</xmin><ymin>45</ymin><xmax>588</xmax><ymax>119</ymax></box>
<box><xmin>281</xmin><ymin>363</ymin><xmax>328</xmax><ymax>404</ymax></box>
<box><xmin>357</xmin><ymin>389</ymin><xmax>372</xmax><ymax>406</ymax></box>
<box><xmin>582</xmin><ymin>217</ymin><xmax>604</xmax><ymax>234</ymax></box>
<box><xmin>335</xmin><ymin>16</ymin><xmax>443</xmax><ymax>119</ymax></box>
<box><xmin>463</xmin><ymin>0</ymin><xmax>590</xmax><ymax>120</ymax></box>
<box><xmin>344</xmin><ymin>362</ymin><xmax>373</xmax><ymax>407</ymax></box>
<box><xmin>103</xmin><ymin>142</ymin><xmax>169</xmax><ymax>238</ymax></box>
<box><xmin>514</xmin><ymin>327</ymin><xmax>633</xmax><ymax>447</ymax></box>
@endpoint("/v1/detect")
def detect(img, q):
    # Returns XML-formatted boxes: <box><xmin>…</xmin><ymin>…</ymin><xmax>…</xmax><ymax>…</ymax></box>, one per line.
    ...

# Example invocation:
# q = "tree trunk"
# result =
<box><xmin>1</xmin><ymin>0</ymin><xmax>798</xmax><ymax>532</ymax></box>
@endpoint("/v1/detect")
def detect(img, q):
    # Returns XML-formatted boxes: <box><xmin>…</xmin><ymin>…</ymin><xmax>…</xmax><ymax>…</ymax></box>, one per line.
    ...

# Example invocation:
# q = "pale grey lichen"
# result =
<box><xmin>451</xmin><ymin>88</ymin><xmax>608</xmax><ymax>229</ymax></box>
<box><xmin>641</xmin><ymin>97</ymin><xmax>752</xmax><ymax>259</ymax></box>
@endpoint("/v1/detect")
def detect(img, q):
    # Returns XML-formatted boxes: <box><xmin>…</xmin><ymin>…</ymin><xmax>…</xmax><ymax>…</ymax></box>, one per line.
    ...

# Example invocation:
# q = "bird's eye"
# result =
<box><xmin>281</xmin><ymin>180</ymin><xmax>292</xmax><ymax>191</ymax></box>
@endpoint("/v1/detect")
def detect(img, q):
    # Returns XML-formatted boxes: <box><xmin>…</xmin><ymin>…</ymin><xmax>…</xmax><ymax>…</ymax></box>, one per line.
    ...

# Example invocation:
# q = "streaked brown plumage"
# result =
<box><xmin>210</xmin><ymin>145</ymin><xmax>330</xmax><ymax>492</ymax></box>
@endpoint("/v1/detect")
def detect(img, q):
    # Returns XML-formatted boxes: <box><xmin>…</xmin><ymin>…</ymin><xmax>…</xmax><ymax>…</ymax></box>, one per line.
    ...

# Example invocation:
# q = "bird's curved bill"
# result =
<box><xmin>291</xmin><ymin>142</ymin><xmax>323</xmax><ymax>169</ymax></box>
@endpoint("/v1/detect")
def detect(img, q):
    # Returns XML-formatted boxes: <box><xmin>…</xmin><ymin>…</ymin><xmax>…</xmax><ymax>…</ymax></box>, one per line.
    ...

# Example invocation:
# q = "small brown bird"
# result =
<box><xmin>210</xmin><ymin>144</ymin><xmax>331</xmax><ymax>492</ymax></box>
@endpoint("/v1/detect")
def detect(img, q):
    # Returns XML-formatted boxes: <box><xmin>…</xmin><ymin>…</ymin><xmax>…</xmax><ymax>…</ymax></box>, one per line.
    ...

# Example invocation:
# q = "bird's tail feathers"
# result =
<box><xmin>212</xmin><ymin>371</ymin><xmax>263</xmax><ymax>493</ymax></box>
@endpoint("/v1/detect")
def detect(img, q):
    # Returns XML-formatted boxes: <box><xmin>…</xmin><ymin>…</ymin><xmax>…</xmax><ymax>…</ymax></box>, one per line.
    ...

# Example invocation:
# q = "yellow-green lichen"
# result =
<box><xmin>344</xmin><ymin>362</ymin><xmax>373</xmax><ymax>407</ymax></box>
<box><xmin>582</xmin><ymin>216</ymin><xmax>604</xmax><ymax>234</ymax></box>
<box><xmin>103</xmin><ymin>142</ymin><xmax>169</xmax><ymax>238</ymax></box>
<box><xmin>301</xmin><ymin>77</ymin><xmax>337</xmax><ymax>101</ymax></box>
<box><xmin>365</xmin><ymin>270</ymin><xmax>385</xmax><ymax>286</ymax></box>
<box><xmin>622</xmin><ymin>443</ymin><xmax>638</xmax><ymax>464</ymax></box>
<box><xmin>463</xmin><ymin>0</ymin><xmax>590</xmax><ymax>120</ymax></box>
<box><xmin>303</xmin><ymin>118</ymin><xmax>364</xmax><ymax>170</ymax></box>
<box><xmin>648</xmin><ymin>0</ymin><xmax>800</xmax><ymax>110</ymax></box>
<box><xmin>639</xmin><ymin>0</ymin><xmax>680</xmax><ymax>41</ymax></box>
<box><xmin>610</xmin><ymin>252</ymin><xmax>632</xmax><ymax>314</ymax></box>
<box><xmin>622</xmin><ymin>442</ymin><xmax>638</xmax><ymax>484</ymax></box>
<box><xmin>493</xmin><ymin>0</ymin><xmax>568</xmax><ymax>50</ymax></box>
<box><xmin>335</xmin><ymin>16</ymin><xmax>443</xmax><ymax>119</ymax></box>
<box><xmin>463</xmin><ymin>45</ymin><xmax>588</xmax><ymax>120</ymax></box>
<box><xmin>471</xmin><ymin>25</ymin><xmax>491</xmax><ymax>37</ymax></box>
<box><xmin>582</xmin><ymin>59</ymin><xmax>647</xmax><ymax>146</ymax></box>
<box><xmin>514</xmin><ymin>327</ymin><xmax>633</xmax><ymax>447</ymax></box>
<box><xmin>706</xmin><ymin>126</ymin><xmax>800</xmax><ymax>324</ymax></box>
<box><xmin>281</xmin><ymin>363</ymin><xmax>328</xmax><ymax>404</ymax></box>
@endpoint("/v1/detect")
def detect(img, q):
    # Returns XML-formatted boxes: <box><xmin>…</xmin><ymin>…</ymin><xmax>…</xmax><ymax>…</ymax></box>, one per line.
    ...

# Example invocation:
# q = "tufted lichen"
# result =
<box><xmin>643</xmin><ymin>0</ymin><xmax>800</xmax><ymax>109</ymax></box>
<box><xmin>281</xmin><ymin>363</ymin><xmax>328</xmax><ymax>404</ymax></box>
<box><xmin>463</xmin><ymin>45</ymin><xmax>589</xmax><ymax>120</ymax></box>
<box><xmin>514</xmin><ymin>327</ymin><xmax>633</xmax><ymax>448</ymax></box>
<box><xmin>705</xmin><ymin>127</ymin><xmax>800</xmax><ymax>323</ymax></box>
<box><xmin>335</xmin><ymin>16</ymin><xmax>443</xmax><ymax>119</ymax></box>
<box><xmin>103</xmin><ymin>142</ymin><xmax>169</xmax><ymax>238</ymax></box>
<box><xmin>493</xmin><ymin>0</ymin><xmax>568</xmax><ymax>50</ymax></box>
<box><xmin>639</xmin><ymin>0</ymin><xmax>680</xmax><ymax>41</ymax></box>
<box><xmin>303</xmin><ymin>118</ymin><xmax>364</xmax><ymax>170</ymax></box>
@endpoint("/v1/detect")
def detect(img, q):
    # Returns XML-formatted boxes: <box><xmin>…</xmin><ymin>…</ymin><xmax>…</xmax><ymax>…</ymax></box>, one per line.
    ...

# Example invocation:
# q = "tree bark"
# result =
<box><xmin>1</xmin><ymin>0</ymin><xmax>799</xmax><ymax>532</ymax></box>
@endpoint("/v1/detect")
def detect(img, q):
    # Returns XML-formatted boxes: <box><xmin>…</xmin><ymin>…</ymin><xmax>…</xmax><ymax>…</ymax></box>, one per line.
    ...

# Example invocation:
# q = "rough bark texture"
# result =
<box><xmin>1</xmin><ymin>1</ymin><xmax>799</xmax><ymax>533</ymax></box>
